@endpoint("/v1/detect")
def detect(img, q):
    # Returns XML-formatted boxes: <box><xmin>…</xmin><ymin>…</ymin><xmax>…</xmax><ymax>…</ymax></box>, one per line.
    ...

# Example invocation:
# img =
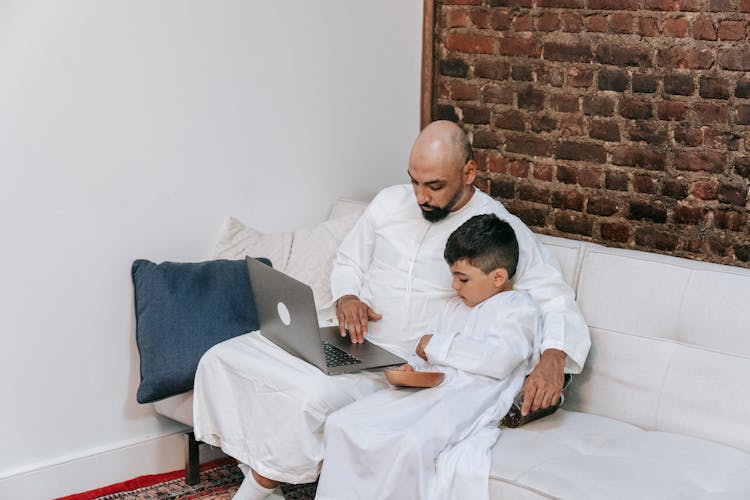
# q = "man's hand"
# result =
<box><xmin>415</xmin><ymin>334</ymin><xmax>433</xmax><ymax>361</ymax></box>
<box><xmin>335</xmin><ymin>295</ymin><xmax>382</xmax><ymax>344</ymax></box>
<box><xmin>522</xmin><ymin>348</ymin><xmax>566</xmax><ymax>416</ymax></box>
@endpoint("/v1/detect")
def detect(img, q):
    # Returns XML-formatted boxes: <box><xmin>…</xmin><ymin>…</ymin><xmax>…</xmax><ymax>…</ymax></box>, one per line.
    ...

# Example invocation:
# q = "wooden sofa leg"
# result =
<box><xmin>185</xmin><ymin>431</ymin><xmax>201</xmax><ymax>485</ymax></box>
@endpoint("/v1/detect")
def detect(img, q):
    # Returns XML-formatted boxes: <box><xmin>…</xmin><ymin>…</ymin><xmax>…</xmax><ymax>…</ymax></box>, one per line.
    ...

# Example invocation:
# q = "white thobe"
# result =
<box><xmin>192</xmin><ymin>183</ymin><xmax>589</xmax><ymax>483</ymax></box>
<box><xmin>315</xmin><ymin>291</ymin><xmax>541</xmax><ymax>500</ymax></box>
<box><xmin>331</xmin><ymin>184</ymin><xmax>589</xmax><ymax>370</ymax></box>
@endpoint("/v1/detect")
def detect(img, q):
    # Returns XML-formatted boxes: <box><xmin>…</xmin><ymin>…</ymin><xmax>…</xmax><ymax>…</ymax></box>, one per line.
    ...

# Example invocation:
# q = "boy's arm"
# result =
<box><xmin>423</xmin><ymin>303</ymin><xmax>538</xmax><ymax>380</ymax></box>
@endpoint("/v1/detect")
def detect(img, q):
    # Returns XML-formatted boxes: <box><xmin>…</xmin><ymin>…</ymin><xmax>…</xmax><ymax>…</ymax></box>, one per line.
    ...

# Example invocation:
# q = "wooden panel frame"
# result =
<box><xmin>420</xmin><ymin>0</ymin><xmax>436</xmax><ymax>130</ymax></box>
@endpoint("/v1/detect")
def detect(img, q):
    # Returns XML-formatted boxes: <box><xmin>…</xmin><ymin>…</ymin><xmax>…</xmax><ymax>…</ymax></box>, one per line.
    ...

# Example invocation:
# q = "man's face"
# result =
<box><xmin>407</xmin><ymin>162</ymin><xmax>466</xmax><ymax>223</ymax></box>
<box><xmin>449</xmin><ymin>259</ymin><xmax>500</xmax><ymax>307</ymax></box>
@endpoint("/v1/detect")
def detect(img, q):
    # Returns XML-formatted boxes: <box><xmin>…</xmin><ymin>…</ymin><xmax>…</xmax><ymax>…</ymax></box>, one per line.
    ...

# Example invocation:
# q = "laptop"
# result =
<box><xmin>245</xmin><ymin>257</ymin><xmax>406</xmax><ymax>375</ymax></box>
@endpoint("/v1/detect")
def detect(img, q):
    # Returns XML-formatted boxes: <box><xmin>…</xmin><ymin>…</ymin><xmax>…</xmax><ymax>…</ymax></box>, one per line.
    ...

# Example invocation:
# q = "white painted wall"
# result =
<box><xmin>0</xmin><ymin>1</ymin><xmax>422</xmax><ymax>497</ymax></box>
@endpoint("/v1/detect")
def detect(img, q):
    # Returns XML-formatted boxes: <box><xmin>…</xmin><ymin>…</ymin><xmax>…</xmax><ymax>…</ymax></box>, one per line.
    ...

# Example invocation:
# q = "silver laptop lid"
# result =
<box><xmin>245</xmin><ymin>257</ymin><xmax>328</xmax><ymax>371</ymax></box>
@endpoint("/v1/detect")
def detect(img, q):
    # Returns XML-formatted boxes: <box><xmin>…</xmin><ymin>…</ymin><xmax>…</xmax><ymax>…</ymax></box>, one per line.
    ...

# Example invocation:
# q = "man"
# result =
<box><xmin>334</xmin><ymin>120</ymin><xmax>589</xmax><ymax>413</ymax></box>
<box><xmin>192</xmin><ymin>121</ymin><xmax>590</xmax><ymax>499</ymax></box>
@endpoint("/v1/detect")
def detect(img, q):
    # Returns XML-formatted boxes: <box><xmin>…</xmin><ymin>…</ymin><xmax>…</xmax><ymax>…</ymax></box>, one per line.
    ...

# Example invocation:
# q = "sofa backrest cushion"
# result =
<box><xmin>677</xmin><ymin>269</ymin><xmax>750</xmax><ymax>357</ymax></box>
<box><xmin>568</xmin><ymin>243</ymin><xmax>750</xmax><ymax>452</ymax></box>
<box><xmin>566</xmin><ymin>327</ymin><xmax>675</xmax><ymax>431</ymax></box>
<box><xmin>575</xmin><ymin>246</ymin><xmax>750</xmax><ymax>353</ymax></box>
<box><xmin>568</xmin><ymin>326</ymin><xmax>750</xmax><ymax>452</ymax></box>
<box><xmin>658</xmin><ymin>342</ymin><xmax>750</xmax><ymax>452</ymax></box>
<box><xmin>575</xmin><ymin>248</ymin><xmax>691</xmax><ymax>340</ymax></box>
<box><xmin>534</xmin><ymin>234</ymin><xmax>584</xmax><ymax>290</ymax></box>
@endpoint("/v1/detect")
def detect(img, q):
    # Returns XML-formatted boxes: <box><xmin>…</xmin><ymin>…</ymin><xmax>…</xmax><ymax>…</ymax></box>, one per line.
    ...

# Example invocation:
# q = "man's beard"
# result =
<box><xmin>420</xmin><ymin>204</ymin><xmax>452</xmax><ymax>222</ymax></box>
<box><xmin>419</xmin><ymin>189</ymin><xmax>463</xmax><ymax>223</ymax></box>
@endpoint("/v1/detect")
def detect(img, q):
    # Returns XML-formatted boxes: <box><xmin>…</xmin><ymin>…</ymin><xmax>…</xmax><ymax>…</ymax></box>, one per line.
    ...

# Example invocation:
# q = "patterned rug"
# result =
<box><xmin>56</xmin><ymin>458</ymin><xmax>317</xmax><ymax>500</ymax></box>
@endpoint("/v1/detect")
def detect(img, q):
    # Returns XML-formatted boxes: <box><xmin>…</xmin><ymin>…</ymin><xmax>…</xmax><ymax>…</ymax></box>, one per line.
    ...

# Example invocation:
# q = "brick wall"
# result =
<box><xmin>432</xmin><ymin>0</ymin><xmax>750</xmax><ymax>267</ymax></box>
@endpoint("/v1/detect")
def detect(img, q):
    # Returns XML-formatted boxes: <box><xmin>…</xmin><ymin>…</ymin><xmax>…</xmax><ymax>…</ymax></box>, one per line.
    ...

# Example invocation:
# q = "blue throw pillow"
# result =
<box><xmin>132</xmin><ymin>258</ymin><xmax>271</xmax><ymax>403</ymax></box>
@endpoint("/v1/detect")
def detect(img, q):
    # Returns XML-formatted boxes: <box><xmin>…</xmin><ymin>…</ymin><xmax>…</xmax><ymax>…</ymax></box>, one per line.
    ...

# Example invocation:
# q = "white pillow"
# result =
<box><xmin>213</xmin><ymin>217</ymin><xmax>293</xmax><ymax>272</ymax></box>
<box><xmin>212</xmin><ymin>211</ymin><xmax>363</xmax><ymax>315</ymax></box>
<box><xmin>285</xmin><ymin>211</ymin><xmax>361</xmax><ymax>312</ymax></box>
<box><xmin>327</xmin><ymin>197</ymin><xmax>368</xmax><ymax>221</ymax></box>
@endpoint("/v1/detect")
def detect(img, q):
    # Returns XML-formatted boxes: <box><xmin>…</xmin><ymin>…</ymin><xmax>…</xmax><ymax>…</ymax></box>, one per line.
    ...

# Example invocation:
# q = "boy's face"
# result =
<box><xmin>449</xmin><ymin>259</ymin><xmax>505</xmax><ymax>307</ymax></box>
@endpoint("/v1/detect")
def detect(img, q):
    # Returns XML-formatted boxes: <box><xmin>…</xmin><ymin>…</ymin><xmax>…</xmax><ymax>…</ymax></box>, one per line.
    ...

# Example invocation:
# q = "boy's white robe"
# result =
<box><xmin>315</xmin><ymin>291</ymin><xmax>541</xmax><ymax>500</ymax></box>
<box><xmin>192</xmin><ymin>184</ymin><xmax>586</xmax><ymax>482</ymax></box>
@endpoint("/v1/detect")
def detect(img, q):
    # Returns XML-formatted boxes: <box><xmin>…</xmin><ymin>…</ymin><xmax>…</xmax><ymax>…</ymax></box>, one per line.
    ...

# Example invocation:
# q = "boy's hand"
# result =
<box><xmin>415</xmin><ymin>334</ymin><xmax>433</xmax><ymax>361</ymax></box>
<box><xmin>335</xmin><ymin>295</ymin><xmax>382</xmax><ymax>344</ymax></box>
<box><xmin>397</xmin><ymin>364</ymin><xmax>414</xmax><ymax>371</ymax></box>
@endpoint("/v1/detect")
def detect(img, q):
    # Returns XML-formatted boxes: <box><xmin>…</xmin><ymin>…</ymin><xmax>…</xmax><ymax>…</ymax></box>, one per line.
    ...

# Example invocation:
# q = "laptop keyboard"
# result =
<box><xmin>323</xmin><ymin>342</ymin><xmax>362</xmax><ymax>367</ymax></box>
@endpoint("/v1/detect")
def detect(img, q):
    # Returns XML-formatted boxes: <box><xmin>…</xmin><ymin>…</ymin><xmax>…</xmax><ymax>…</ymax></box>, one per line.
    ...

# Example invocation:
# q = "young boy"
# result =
<box><xmin>315</xmin><ymin>214</ymin><xmax>541</xmax><ymax>500</ymax></box>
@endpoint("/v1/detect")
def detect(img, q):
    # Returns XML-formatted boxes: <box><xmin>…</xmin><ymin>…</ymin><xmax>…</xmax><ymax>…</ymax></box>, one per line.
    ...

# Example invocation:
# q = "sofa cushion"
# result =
<box><xmin>677</xmin><ymin>268</ymin><xmax>750</xmax><ymax>357</ymax></box>
<box><xmin>565</xmin><ymin>327</ymin><xmax>674</xmax><ymax>431</ymax></box>
<box><xmin>132</xmin><ymin>258</ymin><xmax>270</xmax><ymax>403</ymax></box>
<box><xmin>658</xmin><ymin>344</ymin><xmax>750</xmax><ymax>453</ymax></box>
<box><xmin>576</xmin><ymin>247</ymin><xmax>691</xmax><ymax>341</ymax></box>
<box><xmin>567</xmin><ymin>326</ymin><xmax>750</xmax><ymax>452</ymax></box>
<box><xmin>214</xmin><ymin>217</ymin><xmax>292</xmax><ymax>272</ymax></box>
<box><xmin>153</xmin><ymin>391</ymin><xmax>194</xmax><ymax>427</ymax></box>
<box><xmin>491</xmin><ymin>410</ymin><xmax>750</xmax><ymax>500</ymax></box>
<box><xmin>572</xmin><ymin>243</ymin><xmax>750</xmax><ymax>451</ymax></box>
<box><xmin>216</xmin><ymin>213</ymin><xmax>361</xmax><ymax>316</ymax></box>
<box><xmin>285</xmin><ymin>211</ymin><xmax>361</xmax><ymax>312</ymax></box>
<box><xmin>534</xmin><ymin>234</ymin><xmax>584</xmax><ymax>290</ymax></box>
<box><xmin>327</xmin><ymin>197</ymin><xmax>368</xmax><ymax>220</ymax></box>
<box><xmin>576</xmin><ymin>243</ymin><xmax>750</xmax><ymax>352</ymax></box>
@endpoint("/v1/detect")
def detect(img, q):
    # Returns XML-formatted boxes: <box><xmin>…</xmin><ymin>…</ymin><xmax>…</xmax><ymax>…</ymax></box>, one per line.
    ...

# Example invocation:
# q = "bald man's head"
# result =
<box><xmin>407</xmin><ymin>121</ymin><xmax>477</xmax><ymax>222</ymax></box>
<box><xmin>410</xmin><ymin>120</ymin><xmax>473</xmax><ymax>172</ymax></box>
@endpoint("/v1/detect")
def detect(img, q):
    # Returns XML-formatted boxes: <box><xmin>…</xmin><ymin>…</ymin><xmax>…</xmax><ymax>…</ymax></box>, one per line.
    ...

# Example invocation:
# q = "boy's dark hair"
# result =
<box><xmin>444</xmin><ymin>214</ymin><xmax>519</xmax><ymax>278</ymax></box>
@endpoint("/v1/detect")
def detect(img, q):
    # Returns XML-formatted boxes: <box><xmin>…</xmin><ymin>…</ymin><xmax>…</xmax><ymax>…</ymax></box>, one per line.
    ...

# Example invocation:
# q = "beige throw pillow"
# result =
<box><xmin>285</xmin><ymin>211</ymin><xmax>361</xmax><ymax>311</ymax></box>
<box><xmin>213</xmin><ymin>217</ymin><xmax>293</xmax><ymax>272</ymax></box>
<box><xmin>213</xmin><ymin>210</ymin><xmax>362</xmax><ymax>313</ymax></box>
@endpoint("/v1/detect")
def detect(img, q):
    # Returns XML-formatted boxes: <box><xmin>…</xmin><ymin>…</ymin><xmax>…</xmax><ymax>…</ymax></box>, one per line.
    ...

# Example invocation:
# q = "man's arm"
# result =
<box><xmin>497</xmin><ymin>212</ymin><xmax>591</xmax><ymax>413</ymax></box>
<box><xmin>521</xmin><ymin>348</ymin><xmax>566</xmax><ymax>415</ymax></box>
<box><xmin>330</xmin><ymin>197</ymin><xmax>380</xmax><ymax>343</ymax></box>
<box><xmin>508</xmin><ymin>218</ymin><xmax>590</xmax><ymax>372</ymax></box>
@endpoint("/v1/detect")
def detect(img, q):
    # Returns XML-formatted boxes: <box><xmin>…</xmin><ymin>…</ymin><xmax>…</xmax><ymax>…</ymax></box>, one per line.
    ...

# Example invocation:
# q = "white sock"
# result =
<box><xmin>232</xmin><ymin>471</ymin><xmax>276</xmax><ymax>500</ymax></box>
<box><xmin>238</xmin><ymin>462</ymin><xmax>251</xmax><ymax>477</ymax></box>
<box><xmin>267</xmin><ymin>487</ymin><xmax>286</xmax><ymax>500</ymax></box>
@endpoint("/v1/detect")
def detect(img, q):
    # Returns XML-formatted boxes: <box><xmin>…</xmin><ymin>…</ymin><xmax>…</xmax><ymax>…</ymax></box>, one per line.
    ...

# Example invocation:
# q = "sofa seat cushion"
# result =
<box><xmin>153</xmin><ymin>391</ymin><xmax>195</xmax><ymax>427</ymax></box>
<box><xmin>490</xmin><ymin>410</ymin><xmax>750</xmax><ymax>500</ymax></box>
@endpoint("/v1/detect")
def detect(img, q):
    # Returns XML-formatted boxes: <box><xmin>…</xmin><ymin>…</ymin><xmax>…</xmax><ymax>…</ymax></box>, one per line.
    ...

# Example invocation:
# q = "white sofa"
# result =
<box><xmin>154</xmin><ymin>198</ymin><xmax>750</xmax><ymax>499</ymax></box>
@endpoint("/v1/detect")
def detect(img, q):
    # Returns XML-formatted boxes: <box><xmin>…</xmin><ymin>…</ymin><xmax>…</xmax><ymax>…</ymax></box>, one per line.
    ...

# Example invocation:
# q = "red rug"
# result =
<box><xmin>56</xmin><ymin>458</ymin><xmax>242</xmax><ymax>500</ymax></box>
<box><xmin>55</xmin><ymin>458</ymin><xmax>317</xmax><ymax>500</ymax></box>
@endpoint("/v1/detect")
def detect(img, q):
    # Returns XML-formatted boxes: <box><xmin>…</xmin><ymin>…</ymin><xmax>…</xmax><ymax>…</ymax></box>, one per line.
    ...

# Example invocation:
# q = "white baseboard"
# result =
<box><xmin>0</xmin><ymin>431</ymin><xmax>227</xmax><ymax>500</ymax></box>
